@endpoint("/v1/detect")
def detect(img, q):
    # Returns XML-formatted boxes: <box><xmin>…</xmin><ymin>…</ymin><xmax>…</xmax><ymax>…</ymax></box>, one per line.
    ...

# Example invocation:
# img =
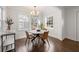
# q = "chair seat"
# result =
<box><xmin>29</xmin><ymin>33</ymin><xmax>36</xmax><ymax>39</ymax></box>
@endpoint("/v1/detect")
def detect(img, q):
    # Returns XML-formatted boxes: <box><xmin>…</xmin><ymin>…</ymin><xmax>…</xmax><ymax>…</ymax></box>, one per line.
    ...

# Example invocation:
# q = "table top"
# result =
<box><xmin>0</xmin><ymin>30</ymin><xmax>15</xmax><ymax>36</ymax></box>
<box><xmin>30</xmin><ymin>30</ymin><xmax>44</xmax><ymax>34</ymax></box>
<box><xmin>30</xmin><ymin>30</ymin><xmax>48</xmax><ymax>34</ymax></box>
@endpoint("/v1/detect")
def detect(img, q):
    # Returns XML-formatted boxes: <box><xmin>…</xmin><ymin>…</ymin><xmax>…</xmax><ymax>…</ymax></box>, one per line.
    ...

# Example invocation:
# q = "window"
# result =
<box><xmin>47</xmin><ymin>16</ymin><xmax>53</xmax><ymax>28</ymax></box>
<box><xmin>18</xmin><ymin>15</ymin><xmax>29</xmax><ymax>30</ymax></box>
<box><xmin>0</xmin><ymin>7</ymin><xmax>3</xmax><ymax>31</ymax></box>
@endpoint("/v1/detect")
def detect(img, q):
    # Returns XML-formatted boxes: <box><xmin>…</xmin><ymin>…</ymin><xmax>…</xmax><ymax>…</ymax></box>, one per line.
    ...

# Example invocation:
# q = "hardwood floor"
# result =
<box><xmin>62</xmin><ymin>38</ymin><xmax>79</xmax><ymax>52</ymax></box>
<box><xmin>15</xmin><ymin>37</ymin><xmax>79</xmax><ymax>52</ymax></box>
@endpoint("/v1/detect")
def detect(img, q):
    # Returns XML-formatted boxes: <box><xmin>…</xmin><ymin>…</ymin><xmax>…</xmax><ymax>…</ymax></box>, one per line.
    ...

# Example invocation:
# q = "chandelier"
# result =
<box><xmin>30</xmin><ymin>6</ymin><xmax>39</xmax><ymax>16</ymax></box>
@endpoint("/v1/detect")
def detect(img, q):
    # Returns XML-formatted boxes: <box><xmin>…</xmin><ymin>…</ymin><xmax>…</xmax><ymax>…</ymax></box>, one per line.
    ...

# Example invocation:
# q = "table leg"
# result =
<box><xmin>31</xmin><ymin>37</ymin><xmax>36</xmax><ymax>42</ymax></box>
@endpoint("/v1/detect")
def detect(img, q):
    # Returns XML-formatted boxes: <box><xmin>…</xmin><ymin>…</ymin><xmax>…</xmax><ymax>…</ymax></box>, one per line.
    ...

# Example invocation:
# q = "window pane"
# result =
<box><xmin>18</xmin><ymin>15</ymin><xmax>29</xmax><ymax>30</ymax></box>
<box><xmin>0</xmin><ymin>8</ymin><xmax>2</xmax><ymax>31</ymax></box>
<box><xmin>0</xmin><ymin>8</ymin><xmax>1</xmax><ymax>20</ymax></box>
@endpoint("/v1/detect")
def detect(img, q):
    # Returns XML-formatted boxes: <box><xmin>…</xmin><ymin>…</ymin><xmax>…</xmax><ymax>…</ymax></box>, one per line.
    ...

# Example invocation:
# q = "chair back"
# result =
<box><xmin>42</xmin><ymin>31</ymin><xmax>49</xmax><ymax>40</ymax></box>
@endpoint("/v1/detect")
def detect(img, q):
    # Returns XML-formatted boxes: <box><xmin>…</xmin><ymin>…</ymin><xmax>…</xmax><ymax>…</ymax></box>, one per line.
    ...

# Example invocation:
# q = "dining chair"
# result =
<box><xmin>41</xmin><ymin>31</ymin><xmax>50</xmax><ymax>46</ymax></box>
<box><xmin>25</xmin><ymin>31</ymin><xmax>34</xmax><ymax>45</ymax></box>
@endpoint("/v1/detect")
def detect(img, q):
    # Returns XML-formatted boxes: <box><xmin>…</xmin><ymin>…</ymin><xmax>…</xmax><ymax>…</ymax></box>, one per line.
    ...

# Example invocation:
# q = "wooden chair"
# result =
<box><xmin>25</xmin><ymin>31</ymin><xmax>34</xmax><ymax>45</ymax></box>
<box><xmin>41</xmin><ymin>31</ymin><xmax>50</xmax><ymax>46</ymax></box>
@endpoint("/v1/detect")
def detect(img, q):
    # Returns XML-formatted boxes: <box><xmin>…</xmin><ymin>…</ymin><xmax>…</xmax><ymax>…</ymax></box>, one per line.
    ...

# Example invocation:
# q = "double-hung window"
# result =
<box><xmin>0</xmin><ymin>7</ymin><xmax>3</xmax><ymax>31</ymax></box>
<box><xmin>18</xmin><ymin>15</ymin><xmax>29</xmax><ymax>31</ymax></box>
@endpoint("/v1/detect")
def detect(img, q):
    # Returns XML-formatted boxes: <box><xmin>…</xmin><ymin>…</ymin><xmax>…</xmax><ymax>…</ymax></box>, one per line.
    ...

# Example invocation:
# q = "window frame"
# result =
<box><xmin>18</xmin><ymin>15</ymin><xmax>29</xmax><ymax>31</ymax></box>
<box><xmin>0</xmin><ymin>7</ymin><xmax>3</xmax><ymax>31</ymax></box>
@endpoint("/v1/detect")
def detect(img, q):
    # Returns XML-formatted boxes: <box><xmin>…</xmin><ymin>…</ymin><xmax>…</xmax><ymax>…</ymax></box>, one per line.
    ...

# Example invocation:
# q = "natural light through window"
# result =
<box><xmin>0</xmin><ymin>7</ymin><xmax>2</xmax><ymax>31</ymax></box>
<box><xmin>18</xmin><ymin>15</ymin><xmax>29</xmax><ymax>30</ymax></box>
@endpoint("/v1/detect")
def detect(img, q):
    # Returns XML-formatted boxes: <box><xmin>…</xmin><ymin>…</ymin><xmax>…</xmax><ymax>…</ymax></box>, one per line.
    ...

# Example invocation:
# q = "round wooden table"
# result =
<box><xmin>30</xmin><ymin>30</ymin><xmax>44</xmax><ymax>42</ymax></box>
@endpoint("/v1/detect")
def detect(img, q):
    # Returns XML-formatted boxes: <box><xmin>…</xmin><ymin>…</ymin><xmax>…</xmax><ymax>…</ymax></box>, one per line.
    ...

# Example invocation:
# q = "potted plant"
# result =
<box><xmin>40</xmin><ymin>23</ymin><xmax>44</xmax><ymax>30</ymax></box>
<box><xmin>6</xmin><ymin>18</ymin><xmax>13</xmax><ymax>30</ymax></box>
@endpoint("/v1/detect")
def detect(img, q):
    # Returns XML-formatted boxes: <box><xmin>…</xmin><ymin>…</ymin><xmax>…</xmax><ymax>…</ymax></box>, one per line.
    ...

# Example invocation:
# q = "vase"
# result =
<box><xmin>7</xmin><ymin>25</ymin><xmax>11</xmax><ymax>30</ymax></box>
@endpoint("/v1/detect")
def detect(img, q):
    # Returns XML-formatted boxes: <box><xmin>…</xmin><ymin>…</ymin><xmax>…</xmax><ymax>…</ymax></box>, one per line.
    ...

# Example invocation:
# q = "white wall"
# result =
<box><xmin>76</xmin><ymin>12</ymin><xmax>79</xmax><ymax>41</ymax></box>
<box><xmin>63</xmin><ymin>7</ymin><xmax>79</xmax><ymax>41</ymax></box>
<box><xmin>43</xmin><ymin>6</ymin><xmax>64</xmax><ymax>40</ymax></box>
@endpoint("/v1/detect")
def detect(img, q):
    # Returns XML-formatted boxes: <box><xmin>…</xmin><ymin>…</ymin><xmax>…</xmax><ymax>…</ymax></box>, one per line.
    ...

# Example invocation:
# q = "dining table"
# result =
<box><xmin>30</xmin><ymin>30</ymin><xmax>46</xmax><ymax>43</ymax></box>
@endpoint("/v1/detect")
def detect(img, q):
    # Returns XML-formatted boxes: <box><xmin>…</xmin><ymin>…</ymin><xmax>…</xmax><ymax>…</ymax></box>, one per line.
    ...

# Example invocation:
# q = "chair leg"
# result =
<box><xmin>25</xmin><ymin>38</ymin><xmax>27</xmax><ymax>45</ymax></box>
<box><xmin>41</xmin><ymin>39</ymin><xmax>45</xmax><ymax>44</ymax></box>
<box><xmin>31</xmin><ymin>37</ymin><xmax>36</xmax><ymax>42</ymax></box>
<box><xmin>28</xmin><ymin>39</ymin><xmax>30</xmax><ymax>48</ymax></box>
<box><xmin>46</xmin><ymin>39</ymin><xmax>50</xmax><ymax>47</ymax></box>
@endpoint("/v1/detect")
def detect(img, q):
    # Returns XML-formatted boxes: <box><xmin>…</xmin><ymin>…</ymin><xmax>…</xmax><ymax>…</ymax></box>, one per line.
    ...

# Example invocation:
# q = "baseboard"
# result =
<box><xmin>16</xmin><ymin>37</ymin><xmax>26</xmax><ymax>40</ymax></box>
<box><xmin>63</xmin><ymin>37</ymin><xmax>76</xmax><ymax>41</ymax></box>
<box><xmin>48</xmin><ymin>35</ymin><xmax>61</xmax><ymax>41</ymax></box>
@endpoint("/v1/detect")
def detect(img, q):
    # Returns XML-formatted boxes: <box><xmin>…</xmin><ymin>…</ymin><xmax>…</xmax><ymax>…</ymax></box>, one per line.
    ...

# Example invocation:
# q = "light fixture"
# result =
<box><xmin>30</xmin><ymin>6</ymin><xmax>39</xmax><ymax>16</ymax></box>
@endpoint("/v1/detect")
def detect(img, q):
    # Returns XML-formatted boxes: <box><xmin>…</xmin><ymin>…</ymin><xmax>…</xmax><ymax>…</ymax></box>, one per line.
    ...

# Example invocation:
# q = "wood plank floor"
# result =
<box><xmin>16</xmin><ymin>37</ymin><xmax>79</xmax><ymax>52</ymax></box>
